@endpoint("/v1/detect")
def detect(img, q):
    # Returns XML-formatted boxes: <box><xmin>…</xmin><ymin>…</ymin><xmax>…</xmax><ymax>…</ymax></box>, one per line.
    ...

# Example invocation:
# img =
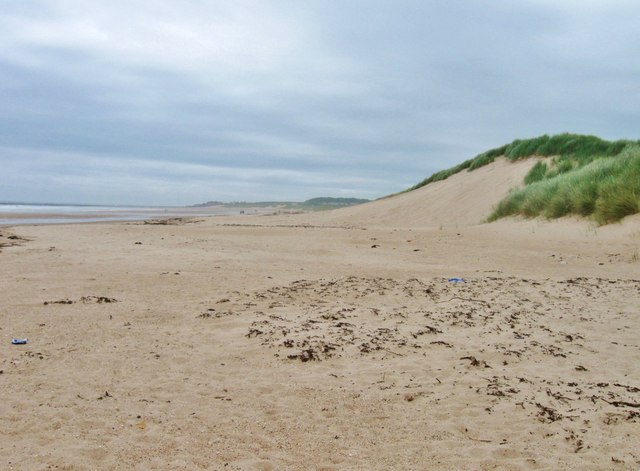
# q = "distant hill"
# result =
<box><xmin>407</xmin><ymin>134</ymin><xmax>640</xmax><ymax>225</ymax></box>
<box><xmin>301</xmin><ymin>197</ymin><xmax>370</xmax><ymax>208</ymax></box>
<box><xmin>191</xmin><ymin>197</ymin><xmax>369</xmax><ymax>211</ymax></box>
<box><xmin>191</xmin><ymin>200</ymin><xmax>284</xmax><ymax>208</ymax></box>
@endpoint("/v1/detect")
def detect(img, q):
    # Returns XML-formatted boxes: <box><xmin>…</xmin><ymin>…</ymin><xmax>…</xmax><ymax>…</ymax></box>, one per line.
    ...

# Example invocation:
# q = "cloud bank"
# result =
<box><xmin>1</xmin><ymin>1</ymin><xmax>639</xmax><ymax>205</ymax></box>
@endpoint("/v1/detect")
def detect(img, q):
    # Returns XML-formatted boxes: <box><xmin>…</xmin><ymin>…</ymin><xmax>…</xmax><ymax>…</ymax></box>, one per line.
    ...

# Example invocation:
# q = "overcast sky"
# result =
<box><xmin>1</xmin><ymin>1</ymin><xmax>639</xmax><ymax>205</ymax></box>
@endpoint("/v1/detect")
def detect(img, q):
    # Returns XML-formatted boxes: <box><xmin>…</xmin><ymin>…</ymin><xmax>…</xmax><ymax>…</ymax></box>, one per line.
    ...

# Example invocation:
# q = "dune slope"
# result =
<box><xmin>314</xmin><ymin>157</ymin><xmax>536</xmax><ymax>228</ymax></box>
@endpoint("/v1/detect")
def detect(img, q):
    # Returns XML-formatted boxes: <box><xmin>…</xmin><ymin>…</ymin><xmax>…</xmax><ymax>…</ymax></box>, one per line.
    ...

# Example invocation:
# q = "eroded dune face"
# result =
<box><xmin>313</xmin><ymin>157</ymin><xmax>537</xmax><ymax>228</ymax></box>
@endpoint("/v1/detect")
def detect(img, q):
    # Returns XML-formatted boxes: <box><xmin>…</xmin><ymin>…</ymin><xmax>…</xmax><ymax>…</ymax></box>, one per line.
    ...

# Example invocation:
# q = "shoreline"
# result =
<box><xmin>0</xmin><ymin>205</ymin><xmax>290</xmax><ymax>227</ymax></box>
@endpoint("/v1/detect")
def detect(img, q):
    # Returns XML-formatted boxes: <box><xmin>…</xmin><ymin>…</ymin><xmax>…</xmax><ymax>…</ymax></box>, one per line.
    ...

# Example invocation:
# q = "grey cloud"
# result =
<box><xmin>2</xmin><ymin>147</ymin><xmax>394</xmax><ymax>205</ymax></box>
<box><xmin>1</xmin><ymin>1</ymin><xmax>639</xmax><ymax>205</ymax></box>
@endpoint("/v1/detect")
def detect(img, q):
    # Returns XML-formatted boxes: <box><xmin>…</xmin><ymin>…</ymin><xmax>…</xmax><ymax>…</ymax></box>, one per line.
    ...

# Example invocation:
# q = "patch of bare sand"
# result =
<box><xmin>308</xmin><ymin>157</ymin><xmax>536</xmax><ymax>228</ymax></box>
<box><xmin>1</xmin><ymin>160</ymin><xmax>639</xmax><ymax>470</ymax></box>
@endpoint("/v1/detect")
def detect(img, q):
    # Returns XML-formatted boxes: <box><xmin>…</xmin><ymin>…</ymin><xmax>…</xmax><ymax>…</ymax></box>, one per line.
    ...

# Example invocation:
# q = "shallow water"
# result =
<box><xmin>0</xmin><ymin>215</ymin><xmax>153</xmax><ymax>225</ymax></box>
<box><xmin>0</xmin><ymin>203</ymin><xmax>235</xmax><ymax>226</ymax></box>
<box><xmin>0</xmin><ymin>203</ymin><xmax>157</xmax><ymax>214</ymax></box>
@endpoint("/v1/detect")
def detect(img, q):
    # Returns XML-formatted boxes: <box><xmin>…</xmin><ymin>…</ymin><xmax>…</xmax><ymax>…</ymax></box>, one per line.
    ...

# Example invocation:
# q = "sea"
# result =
<box><xmin>0</xmin><ymin>202</ymin><xmax>240</xmax><ymax>226</ymax></box>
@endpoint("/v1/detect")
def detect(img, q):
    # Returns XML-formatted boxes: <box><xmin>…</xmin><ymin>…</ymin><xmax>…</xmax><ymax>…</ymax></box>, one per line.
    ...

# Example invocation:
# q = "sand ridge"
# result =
<box><xmin>309</xmin><ymin>157</ymin><xmax>537</xmax><ymax>228</ymax></box>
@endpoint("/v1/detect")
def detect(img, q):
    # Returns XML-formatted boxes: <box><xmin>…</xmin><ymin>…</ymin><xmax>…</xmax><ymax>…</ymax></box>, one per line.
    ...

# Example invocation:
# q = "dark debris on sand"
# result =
<box><xmin>206</xmin><ymin>275</ymin><xmax>640</xmax><ymax>455</ymax></box>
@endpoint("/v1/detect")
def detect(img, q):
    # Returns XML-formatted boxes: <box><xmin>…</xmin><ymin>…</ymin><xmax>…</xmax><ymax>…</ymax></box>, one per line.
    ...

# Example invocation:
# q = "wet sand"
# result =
<box><xmin>0</xmin><ymin>204</ymin><xmax>280</xmax><ymax>227</ymax></box>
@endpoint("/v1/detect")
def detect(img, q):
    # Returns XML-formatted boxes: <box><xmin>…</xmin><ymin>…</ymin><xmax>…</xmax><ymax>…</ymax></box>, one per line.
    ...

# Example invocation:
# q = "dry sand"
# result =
<box><xmin>1</xmin><ymin>160</ymin><xmax>639</xmax><ymax>470</ymax></box>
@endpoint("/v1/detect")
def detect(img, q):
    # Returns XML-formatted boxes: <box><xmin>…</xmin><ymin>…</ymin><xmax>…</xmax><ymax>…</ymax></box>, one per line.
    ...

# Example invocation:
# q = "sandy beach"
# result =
<box><xmin>1</xmin><ymin>161</ymin><xmax>639</xmax><ymax>470</ymax></box>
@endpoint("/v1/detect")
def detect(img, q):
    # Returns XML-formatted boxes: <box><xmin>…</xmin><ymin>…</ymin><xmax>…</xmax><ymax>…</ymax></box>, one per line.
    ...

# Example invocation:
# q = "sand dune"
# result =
<box><xmin>1</xmin><ymin>159</ymin><xmax>639</xmax><ymax>470</ymax></box>
<box><xmin>311</xmin><ymin>157</ymin><xmax>536</xmax><ymax>228</ymax></box>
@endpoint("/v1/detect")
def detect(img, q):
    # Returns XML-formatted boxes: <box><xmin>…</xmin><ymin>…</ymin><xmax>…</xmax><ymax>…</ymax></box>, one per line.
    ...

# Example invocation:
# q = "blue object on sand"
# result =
<box><xmin>11</xmin><ymin>338</ymin><xmax>28</xmax><ymax>345</ymax></box>
<box><xmin>448</xmin><ymin>278</ymin><xmax>465</xmax><ymax>283</ymax></box>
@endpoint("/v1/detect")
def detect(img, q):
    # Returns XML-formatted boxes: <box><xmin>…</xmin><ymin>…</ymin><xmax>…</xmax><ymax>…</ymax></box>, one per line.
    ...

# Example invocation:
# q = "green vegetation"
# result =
<box><xmin>488</xmin><ymin>144</ymin><xmax>640</xmax><ymax>224</ymax></box>
<box><xmin>301</xmin><ymin>197</ymin><xmax>370</xmax><ymax>208</ymax></box>
<box><xmin>409</xmin><ymin>133</ymin><xmax>633</xmax><ymax>191</ymax></box>
<box><xmin>405</xmin><ymin>159</ymin><xmax>473</xmax><ymax>191</ymax></box>
<box><xmin>408</xmin><ymin>133</ymin><xmax>640</xmax><ymax>224</ymax></box>
<box><xmin>191</xmin><ymin>197</ymin><xmax>369</xmax><ymax>211</ymax></box>
<box><xmin>523</xmin><ymin>161</ymin><xmax>548</xmax><ymax>185</ymax></box>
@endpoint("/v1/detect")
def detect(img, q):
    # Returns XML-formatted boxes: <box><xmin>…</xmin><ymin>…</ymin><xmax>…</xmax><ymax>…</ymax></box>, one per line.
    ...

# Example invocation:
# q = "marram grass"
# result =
<box><xmin>487</xmin><ymin>144</ymin><xmax>640</xmax><ymax>224</ymax></box>
<box><xmin>407</xmin><ymin>133</ymin><xmax>640</xmax><ymax>224</ymax></box>
<box><xmin>409</xmin><ymin>133</ymin><xmax>635</xmax><ymax>191</ymax></box>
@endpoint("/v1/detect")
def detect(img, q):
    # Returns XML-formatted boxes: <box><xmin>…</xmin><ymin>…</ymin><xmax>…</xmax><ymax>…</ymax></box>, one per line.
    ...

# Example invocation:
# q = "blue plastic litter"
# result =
<box><xmin>11</xmin><ymin>338</ymin><xmax>28</xmax><ymax>345</ymax></box>
<box><xmin>448</xmin><ymin>278</ymin><xmax>465</xmax><ymax>283</ymax></box>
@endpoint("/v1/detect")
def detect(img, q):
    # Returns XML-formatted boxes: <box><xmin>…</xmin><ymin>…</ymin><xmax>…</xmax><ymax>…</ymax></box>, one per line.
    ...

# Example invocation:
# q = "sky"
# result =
<box><xmin>1</xmin><ymin>0</ymin><xmax>639</xmax><ymax>206</ymax></box>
